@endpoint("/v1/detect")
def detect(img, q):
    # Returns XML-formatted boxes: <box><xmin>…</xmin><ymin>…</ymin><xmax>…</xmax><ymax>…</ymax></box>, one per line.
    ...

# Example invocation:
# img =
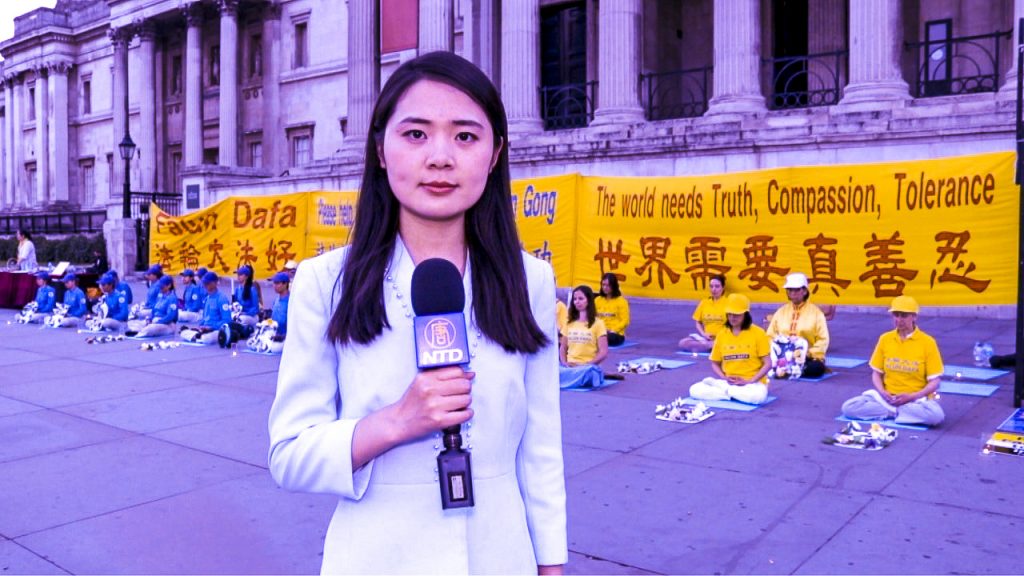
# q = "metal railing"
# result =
<box><xmin>0</xmin><ymin>210</ymin><xmax>106</xmax><ymax>235</ymax></box>
<box><xmin>906</xmin><ymin>30</ymin><xmax>1011</xmax><ymax>97</ymax></box>
<box><xmin>640</xmin><ymin>66</ymin><xmax>712</xmax><ymax>120</ymax></box>
<box><xmin>764</xmin><ymin>50</ymin><xmax>847</xmax><ymax>110</ymax></box>
<box><xmin>540</xmin><ymin>81</ymin><xmax>597</xmax><ymax>130</ymax></box>
<box><xmin>129</xmin><ymin>191</ymin><xmax>183</xmax><ymax>219</ymax></box>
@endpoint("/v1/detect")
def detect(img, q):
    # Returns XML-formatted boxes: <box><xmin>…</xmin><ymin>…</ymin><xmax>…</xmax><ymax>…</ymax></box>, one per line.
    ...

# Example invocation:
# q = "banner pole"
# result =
<box><xmin>1014</xmin><ymin>17</ymin><xmax>1024</xmax><ymax>408</ymax></box>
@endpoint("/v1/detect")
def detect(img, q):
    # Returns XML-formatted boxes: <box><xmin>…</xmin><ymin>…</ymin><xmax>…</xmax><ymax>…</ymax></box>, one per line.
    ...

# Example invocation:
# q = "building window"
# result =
<box><xmin>170</xmin><ymin>149</ymin><xmax>182</xmax><ymax>194</ymax></box>
<box><xmin>923</xmin><ymin>19</ymin><xmax>953</xmax><ymax>97</ymax></box>
<box><xmin>294</xmin><ymin>22</ymin><xmax>308</xmax><ymax>69</ymax></box>
<box><xmin>249</xmin><ymin>141</ymin><xmax>263</xmax><ymax>168</ymax></box>
<box><xmin>28</xmin><ymin>86</ymin><xmax>36</xmax><ymax>121</ymax></box>
<box><xmin>210</xmin><ymin>45</ymin><xmax>221</xmax><ymax>86</ymax></box>
<box><xmin>80</xmin><ymin>159</ymin><xmax>95</xmax><ymax>206</ymax></box>
<box><xmin>26</xmin><ymin>163</ymin><xmax>37</xmax><ymax>205</ymax></box>
<box><xmin>170</xmin><ymin>55</ymin><xmax>183</xmax><ymax>96</ymax></box>
<box><xmin>249</xmin><ymin>33</ymin><xmax>263</xmax><ymax>79</ymax></box>
<box><xmin>82</xmin><ymin>77</ymin><xmax>92</xmax><ymax>115</ymax></box>
<box><xmin>106</xmin><ymin>153</ymin><xmax>114</xmax><ymax>197</ymax></box>
<box><xmin>203</xmin><ymin>148</ymin><xmax>219</xmax><ymax>165</ymax></box>
<box><xmin>288</xmin><ymin>126</ymin><xmax>313</xmax><ymax>166</ymax></box>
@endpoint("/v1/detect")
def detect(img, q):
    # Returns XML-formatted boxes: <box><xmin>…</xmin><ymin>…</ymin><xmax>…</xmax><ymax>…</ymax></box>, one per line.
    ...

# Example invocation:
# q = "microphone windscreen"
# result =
<box><xmin>411</xmin><ymin>258</ymin><xmax>465</xmax><ymax>316</ymax></box>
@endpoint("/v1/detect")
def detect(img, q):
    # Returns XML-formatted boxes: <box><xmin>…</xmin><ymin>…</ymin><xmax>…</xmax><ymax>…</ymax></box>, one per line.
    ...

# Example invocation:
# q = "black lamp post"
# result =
<box><xmin>119</xmin><ymin>132</ymin><xmax>137</xmax><ymax>219</ymax></box>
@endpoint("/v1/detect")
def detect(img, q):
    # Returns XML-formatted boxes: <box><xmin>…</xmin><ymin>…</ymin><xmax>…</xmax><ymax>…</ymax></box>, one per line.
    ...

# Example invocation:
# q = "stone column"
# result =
<box><xmin>592</xmin><ymin>0</ymin><xmax>644</xmax><ymax>125</ymax></box>
<box><xmin>502</xmin><ymin>0</ymin><xmax>543</xmax><ymax>133</ymax></box>
<box><xmin>219</xmin><ymin>0</ymin><xmax>239</xmax><ymax>166</ymax></box>
<box><xmin>342</xmin><ymin>0</ymin><xmax>380</xmax><ymax>156</ymax></box>
<box><xmin>419</xmin><ymin>0</ymin><xmax>454</xmax><ymax>53</ymax></box>
<box><xmin>49</xmin><ymin>62</ymin><xmax>71</xmax><ymax>204</ymax></box>
<box><xmin>263</xmin><ymin>3</ymin><xmax>282</xmax><ymax>173</ymax></box>
<box><xmin>840</xmin><ymin>0</ymin><xmax>909</xmax><ymax>104</ymax></box>
<box><xmin>111</xmin><ymin>27</ymin><xmax>130</xmax><ymax>204</ymax></box>
<box><xmin>4</xmin><ymin>78</ymin><xmax>14</xmax><ymax>208</ymax></box>
<box><xmin>707</xmin><ymin>0</ymin><xmax>766</xmax><ymax>115</ymax></box>
<box><xmin>12</xmin><ymin>77</ymin><xmax>24</xmax><ymax>208</ymax></box>
<box><xmin>0</xmin><ymin>99</ymin><xmax>5</xmax><ymax>210</ymax></box>
<box><xmin>184</xmin><ymin>2</ymin><xmax>204</xmax><ymax>167</ymax></box>
<box><xmin>35</xmin><ymin>68</ymin><xmax>48</xmax><ymax>206</ymax></box>
<box><xmin>138</xmin><ymin>22</ymin><xmax>158</xmax><ymax>192</ymax></box>
<box><xmin>999</xmin><ymin>0</ymin><xmax>1024</xmax><ymax>99</ymax></box>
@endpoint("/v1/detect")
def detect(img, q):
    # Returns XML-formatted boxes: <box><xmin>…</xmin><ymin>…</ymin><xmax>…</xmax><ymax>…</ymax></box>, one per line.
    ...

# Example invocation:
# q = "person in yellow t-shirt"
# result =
<box><xmin>555</xmin><ymin>299</ymin><xmax>568</xmax><ymax>337</ymax></box>
<box><xmin>841</xmin><ymin>296</ymin><xmax>945</xmax><ymax>426</ymax></box>
<box><xmin>595</xmin><ymin>273</ymin><xmax>630</xmax><ymax>346</ymax></box>
<box><xmin>689</xmin><ymin>294</ymin><xmax>772</xmax><ymax>405</ymax></box>
<box><xmin>559</xmin><ymin>285</ymin><xmax>609</xmax><ymax>389</ymax></box>
<box><xmin>679</xmin><ymin>274</ymin><xmax>728</xmax><ymax>353</ymax></box>
<box><xmin>766</xmin><ymin>272</ymin><xmax>830</xmax><ymax>379</ymax></box>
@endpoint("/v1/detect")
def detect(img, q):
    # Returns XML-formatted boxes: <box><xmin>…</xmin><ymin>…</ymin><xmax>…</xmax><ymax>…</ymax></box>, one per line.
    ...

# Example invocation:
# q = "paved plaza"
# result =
<box><xmin>1</xmin><ymin>294</ymin><xmax>1023</xmax><ymax>574</ymax></box>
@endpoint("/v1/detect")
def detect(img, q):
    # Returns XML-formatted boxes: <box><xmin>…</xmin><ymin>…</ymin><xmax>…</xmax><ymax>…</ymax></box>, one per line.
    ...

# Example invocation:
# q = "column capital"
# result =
<box><xmin>264</xmin><ymin>1</ymin><xmax>283</xmax><ymax>20</ymax></box>
<box><xmin>108</xmin><ymin>26</ymin><xmax>133</xmax><ymax>47</ymax></box>
<box><xmin>32</xmin><ymin>64</ymin><xmax>49</xmax><ymax>79</ymax></box>
<box><xmin>184</xmin><ymin>2</ymin><xmax>205</xmax><ymax>27</ymax></box>
<box><xmin>219</xmin><ymin>0</ymin><xmax>240</xmax><ymax>17</ymax></box>
<box><xmin>136</xmin><ymin>19</ymin><xmax>158</xmax><ymax>41</ymax></box>
<box><xmin>47</xmin><ymin>61</ymin><xmax>73</xmax><ymax>76</ymax></box>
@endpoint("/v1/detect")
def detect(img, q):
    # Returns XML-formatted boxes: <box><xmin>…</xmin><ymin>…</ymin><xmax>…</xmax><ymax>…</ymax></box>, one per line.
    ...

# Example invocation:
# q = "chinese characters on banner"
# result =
<box><xmin>150</xmin><ymin>152</ymin><xmax>1017</xmax><ymax>305</ymax></box>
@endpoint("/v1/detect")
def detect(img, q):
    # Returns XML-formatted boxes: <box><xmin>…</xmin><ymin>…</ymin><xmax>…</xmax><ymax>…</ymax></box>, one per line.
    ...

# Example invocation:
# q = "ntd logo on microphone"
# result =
<box><xmin>414</xmin><ymin>313</ymin><xmax>470</xmax><ymax>369</ymax></box>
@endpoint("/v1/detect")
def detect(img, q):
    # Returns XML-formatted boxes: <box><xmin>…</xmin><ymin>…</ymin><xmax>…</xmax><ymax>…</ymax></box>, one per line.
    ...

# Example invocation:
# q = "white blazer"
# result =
<box><xmin>268</xmin><ymin>238</ymin><xmax>568</xmax><ymax>574</ymax></box>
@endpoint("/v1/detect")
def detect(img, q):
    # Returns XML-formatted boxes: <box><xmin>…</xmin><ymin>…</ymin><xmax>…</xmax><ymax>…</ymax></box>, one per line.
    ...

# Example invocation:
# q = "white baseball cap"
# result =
<box><xmin>783</xmin><ymin>272</ymin><xmax>809</xmax><ymax>289</ymax></box>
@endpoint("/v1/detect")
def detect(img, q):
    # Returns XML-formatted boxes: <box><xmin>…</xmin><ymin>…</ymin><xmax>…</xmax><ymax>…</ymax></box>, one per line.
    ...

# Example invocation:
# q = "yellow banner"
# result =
<box><xmin>511</xmin><ymin>174</ymin><xmax>579</xmax><ymax>286</ymax></box>
<box><xmin>571</xmin><ymin>151</ymin><xmax>1017</xmax><ymax>305</ymax></box>
<box><xmin>150</xmin><ymin>152</ymin><xmax>1018</xmax><ymax>305</ymax></box>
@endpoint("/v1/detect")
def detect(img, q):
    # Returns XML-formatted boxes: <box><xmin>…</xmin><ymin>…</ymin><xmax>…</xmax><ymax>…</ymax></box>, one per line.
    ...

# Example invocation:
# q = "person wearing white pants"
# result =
<box><xmin>689</xmin><ymin>294</ymin><xmax>772</xmax><ymax>405</ymax></box>
<box><xmin>841</xmin><ymin>295</ymin><xmax>945</xmax><ymax>427</ymax></box>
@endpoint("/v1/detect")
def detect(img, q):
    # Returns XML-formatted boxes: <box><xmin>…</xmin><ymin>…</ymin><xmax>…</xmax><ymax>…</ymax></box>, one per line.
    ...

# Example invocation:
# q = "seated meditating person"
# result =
<box><xmin>555</xmin><ymin>286</ymin><xmax>570</xmax><ymax>337</ymax></box>
<box><xmin>97</xmin><ymin>273</ymin><xmax>129</xmax><ymax>331</ymax></box>
<box><xmin>131</xmin><ymin>275</ymin><xmax>179</xmax><ymax>338</ymax></box>
<box><xmin>766</xmin><ymin>272</ymin><xmax>830</xmax><ymax>379</ymax></box>
<box><xmin>108</xmin><ymin>269</ymin><xmax>133</xmax><ymax>306</ymax></box>
<box><xmin>595</xmin><ymin>273</ymin><xmax>630</xmax><ymax>346</ymax></box>
<box><xmin>232</xmin><ymin>265</ymin><xmax>262</xmax><ymax>327</ymax></box>
<box><xmin>689</xmin><ymin>294</ymin><xmax>772</xmax><ymax>405</ymax></box>
<box><xmin>180</xmin><ymin>272</ymin><xmax>233</xmax><ymax>345</ymax></box>
<box><xmin>678</xmin><ymin>274</ymin><xmax>728</xmax><ymax>353</ymax></box>
<box><xmin>25</xmin><ymin>271</ymin><xmax>56</xmax><ymax>323</ymax></box>
<box><xmin>249</xmin><ymin>272</ymin><xmax>291</xmax><ymax>353</ymax></box>
<box><xmin>56</xmin><ymin>273</ymin><xmax>88</xmax><ymax>328</ymax></box>
<box><xmin>841</xmin><ymin>296</ymin><xmax>944</xmax><ymax>427</ymax></box>
<box><xmin>136</xmin><ymin>264</ymin><xmax>164</xmax><ymax>320</ymax></box>
<box><xmin>559</xmin><ymin>285</ymin><xmax>609</xmax><ymax>389</ymax></box>
<box><xmin>177</xmin><ymin>269</ymin><xmax>205</xmax><ymax>324</ymax></box>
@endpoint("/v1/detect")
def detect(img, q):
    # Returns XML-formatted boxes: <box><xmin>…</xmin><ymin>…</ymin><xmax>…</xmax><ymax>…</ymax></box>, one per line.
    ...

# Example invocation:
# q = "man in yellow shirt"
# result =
<box><xmin>841</xmin><ymin>296</ymin><xmax>945</xmax><ymax>426</ymax></box>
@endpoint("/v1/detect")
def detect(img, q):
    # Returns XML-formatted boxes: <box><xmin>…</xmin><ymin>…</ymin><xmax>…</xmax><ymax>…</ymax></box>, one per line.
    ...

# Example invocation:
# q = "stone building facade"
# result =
<box><xmin>0</xmin><ymin>0</ymin><xmax>1018</xmax><ymax>243</ymax></box>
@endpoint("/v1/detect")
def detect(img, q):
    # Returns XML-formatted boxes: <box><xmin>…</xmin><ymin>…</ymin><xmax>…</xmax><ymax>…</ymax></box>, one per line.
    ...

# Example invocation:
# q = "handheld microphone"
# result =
<box><xmin>410</xmin><ymin>258</ymin><xmax>474</xmax><ymax>509</ymax></box>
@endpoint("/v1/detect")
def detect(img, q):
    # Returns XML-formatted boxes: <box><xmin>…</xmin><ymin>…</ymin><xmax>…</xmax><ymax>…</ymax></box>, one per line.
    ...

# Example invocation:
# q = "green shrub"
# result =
<box><xmin>1</xmin><ymin>233</ymin><xmax>106</xmax><ymax>266</ymax></box>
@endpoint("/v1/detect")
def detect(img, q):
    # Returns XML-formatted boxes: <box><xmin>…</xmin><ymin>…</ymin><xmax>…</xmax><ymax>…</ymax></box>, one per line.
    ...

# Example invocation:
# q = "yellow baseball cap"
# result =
<box><xmin>724</xmin><ymin>293</ymin><xmax>750</xmax><ymax>315</ymax></box>
<box><xmin>889</xmin><ymin>295</ymin><xmax>919</xmax><ymax>314</ymax></box>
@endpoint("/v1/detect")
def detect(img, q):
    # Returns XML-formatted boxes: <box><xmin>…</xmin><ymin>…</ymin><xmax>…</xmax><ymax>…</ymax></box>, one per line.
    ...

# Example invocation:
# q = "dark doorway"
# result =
<box><xmin>540</xmin><ymin>2</ymin><xmax>590</xmax><ymax>129</ymax></box>
<box><xmin>772</xmin><ymin>0</ymin><xmax>809</xmax><ymax>106</ymax></box>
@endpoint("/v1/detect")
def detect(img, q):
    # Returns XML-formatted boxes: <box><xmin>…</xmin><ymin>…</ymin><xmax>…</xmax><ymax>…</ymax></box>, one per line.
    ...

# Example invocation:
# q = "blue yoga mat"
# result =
<box><xmin>241</xmin><ymin>348</ymin><xmax>282</xmax><ymax>356</ymax></box>
<box><xmin>943</xmin><ymin>365</ymin><xmax>1010</xmax><ymax>381</ymax></box>
<box><xmin>681</xmin><ymin>395</ymin><xmax>778</xmax><ymax>412</ymax></box>
<box><xmin>828</xmin><ymin>356</ymin><xmax>868</xmax><ymax>369</ymax></box>
<box><xmin>997</xmin><ymin>408</ymin><xmax>1024</xmax><ymax>433</ymax></box>
<box><xmin>938</xmin><ymin>381</ymin><xmax>998</xmax><ymax>397</ymax></box>
<box><xmin>627</xmin><ymin>357</ymin><xmax>694</xmax><ymax>370</ymax></box>
<box><xmin>676</xmin><ymin>351</ymin><xmax>711</xmax><ymax>358</ymax></box>
<box><xmin>609</xmin><ymin>341</ymin><xmax>639</xmax><ymax>349</ymax></box>
<box><xmin>835</xmin><ymin>415</ymin><xmax>929</xmax><ymax>431</ymax></box>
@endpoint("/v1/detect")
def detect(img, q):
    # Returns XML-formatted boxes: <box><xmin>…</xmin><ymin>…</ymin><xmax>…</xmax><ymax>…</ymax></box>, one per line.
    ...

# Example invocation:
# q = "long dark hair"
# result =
<box><xmin>567</xmin><ymin>285</ymin><xmax>597</xmax><ymax>328</ymax></box>
<box><xmin>327</xmin><ymin>52</ymin><xmax>547</xmax><ymax>354</ymax></box>
<box><xmin>240</xmin><ymin>270</ymin><xmax>254</xmax><ymax>301</ymax></box>
<box><xmin>599</xmin><ymin>273</ymin><xmax>621</xmax><ymax>299</ymax></box>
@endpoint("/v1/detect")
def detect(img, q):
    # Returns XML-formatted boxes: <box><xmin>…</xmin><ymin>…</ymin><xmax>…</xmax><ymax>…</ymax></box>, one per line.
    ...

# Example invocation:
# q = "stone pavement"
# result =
<box><xmin>1</xmin><ymin>296</ymin><xmax>1023</xmax><ymax>575</ymax></box>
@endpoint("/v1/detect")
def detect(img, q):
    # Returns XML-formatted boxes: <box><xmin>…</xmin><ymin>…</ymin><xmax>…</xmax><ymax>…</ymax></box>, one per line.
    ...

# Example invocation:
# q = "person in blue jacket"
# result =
<box><xmin>233</xmin><ymin>264</ymin><xmax>262</xmax><ymax>327</ymax></box>
<box><xmin>138</xmin><ymin>264</ymin><xmax>164</xmax><ymax>319</ymax></box>
<box><xmin>177</xmin><ymin>269</ymin><xmax>205</xmax><ymax>324</ymax></box>
<box><xmin>132</xmin><ymin>275</ymin><xmax>178</xmax><ymax>338</ymax></box>
<box><xmin>264</xmin><ymin>271</ymin><xmax>291</xmax><ymax>353</ymax></box>
<box><xmin>109</xmin><ymin>269</ymin><xmax>133</xmax><ymax>305</ymax></box>
<box><xmin>27</xmin><ymin>271</ymin><xmax>56</xmax><ymax>323</ymax></box>
<box><xmin>98</xmin><ymin>273</ymin><xmax>130</xmax><ymax>331</ymax></box>
<box><xmin>58</xmin><ymin>273</ymin><xmax>88</xmax><ymax>327</ymax></box>
<box><xmin>181</xmin><ymin>271</ymin><xmax>232</xmax><ymax>345</ymax></box>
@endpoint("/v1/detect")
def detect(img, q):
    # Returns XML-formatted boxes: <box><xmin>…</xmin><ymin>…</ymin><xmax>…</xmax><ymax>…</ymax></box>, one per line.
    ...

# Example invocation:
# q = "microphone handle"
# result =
<box><xmin>442</xmin><ymin>424</ymin><xmax>462</xmax><ymax>435</ymax></box>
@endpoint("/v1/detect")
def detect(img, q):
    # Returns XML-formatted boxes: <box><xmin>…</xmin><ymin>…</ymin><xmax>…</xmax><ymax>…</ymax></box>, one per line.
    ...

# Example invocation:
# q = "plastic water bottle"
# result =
<box><xmin>981</xmin><ymin>342</ymin><xmax>995</xmax><ymax>366</ymax></box>
<box><xmin>973</xmin><ymin>342</ymin><xmax>985</xmax><ymax>367</ymax></box>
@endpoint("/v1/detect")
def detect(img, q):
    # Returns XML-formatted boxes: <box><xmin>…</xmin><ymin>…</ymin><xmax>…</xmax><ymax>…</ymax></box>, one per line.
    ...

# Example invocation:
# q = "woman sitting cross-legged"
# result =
<box><xmin>689</xmin><ymin>294</ymin><xmax>772</xmax><ymax>405</ymax></box>
<box><xmin>559</xmin><ymin>285</ymin><xmax>609</xmax><ymax>389</ymax></box>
